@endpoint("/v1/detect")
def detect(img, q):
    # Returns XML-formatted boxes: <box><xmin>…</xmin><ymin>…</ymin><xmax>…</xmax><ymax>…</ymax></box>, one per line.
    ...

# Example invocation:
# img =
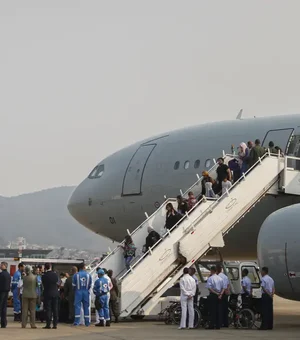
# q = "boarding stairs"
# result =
<box><xmin>89</xmin><ymin>151</ymin><xmax>300</xmax><ymax>317</ymax></box>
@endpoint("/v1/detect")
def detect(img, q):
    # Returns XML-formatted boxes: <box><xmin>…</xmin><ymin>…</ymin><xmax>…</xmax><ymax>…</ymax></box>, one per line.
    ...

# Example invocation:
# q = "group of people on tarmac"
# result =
<box><xmin>0</xmin><ymin>261</ymin><xmax>120</xmax><ymax>329</ymax></box>
<box><xmin>179</xmin><ymin>264</ymin><xmax>275</xmax><ymax>331</ymax></box>
<box><xmin>73</xmin><ymin>263</ymin><xmax>119</xmax><ymax>328</ymax></box>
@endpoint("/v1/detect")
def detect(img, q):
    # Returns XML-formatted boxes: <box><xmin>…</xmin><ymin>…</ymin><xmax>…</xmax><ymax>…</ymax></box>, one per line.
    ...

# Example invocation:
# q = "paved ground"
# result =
<box><xmin>2</xmin><ymin>296</ymin><xmax>300</xmax><ymax>340</ymax></box>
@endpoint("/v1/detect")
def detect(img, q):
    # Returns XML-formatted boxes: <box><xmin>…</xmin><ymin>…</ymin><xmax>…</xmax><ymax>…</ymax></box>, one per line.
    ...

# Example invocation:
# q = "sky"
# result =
<box><xmin>1</xmin><ymin>0</ymin><xmax>300</xmax><ymax>196</ymax></box>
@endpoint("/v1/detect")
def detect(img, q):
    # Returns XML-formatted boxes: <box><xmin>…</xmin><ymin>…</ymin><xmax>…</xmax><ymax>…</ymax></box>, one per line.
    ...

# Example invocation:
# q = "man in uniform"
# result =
<box><xmin>72</xmin><ymin>263</ymin><xmax>91</xmax><ymax>327</ymax></box>
<box><xmin>206</xmin><ymin>266</ymin><xmax>224</xmax><ymax>329</ymax></box>
<box><xmin>93</xmin><ymin>269</ymin><xmax>110</xmax><ymax>327</ymax></box>
<box><xmin>241</xmin><ymin>268</ymin><xmax>252</xmax><ymax>307</ymax></box>
<box><xmin>178</xmin><ymin>267</ymin><xmax>196</xmax><ymax>330</ymax></box>
<box><xmin>216</xmin><ymin>264</ymin><xmax>230</xmax><ymax>328</ymax></box>
<box><xmin>11</xmin><ymin>262</ymin><xmax>24</xmax><ymax>321</ymax></box>
<box><xmin>260</xmin><ymin>267</ymin><xmax>275</xmax><ymax>330</ymax></box>
<box><xmin>0</xmin><ymin>262</ymin><xmax>11</xmax><ymax>328</ymax></box>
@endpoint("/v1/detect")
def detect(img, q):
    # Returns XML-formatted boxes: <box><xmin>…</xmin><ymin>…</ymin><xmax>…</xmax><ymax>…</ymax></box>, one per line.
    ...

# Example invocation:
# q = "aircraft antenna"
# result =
<box><xmin>236</xmin><ymin>109</ymin><xmax>243</xmax><ymax>120</ymax></box>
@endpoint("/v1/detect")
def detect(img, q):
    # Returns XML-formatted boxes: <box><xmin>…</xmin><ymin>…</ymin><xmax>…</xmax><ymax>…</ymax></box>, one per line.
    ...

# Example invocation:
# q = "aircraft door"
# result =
<box><xmin>122</xmin><ymin>144</ymin><xmax>156</xmax><ymax>196</ymax></box>
<box><xmin>262</xmin><ymin>128</ymin><xmax>294</xmax><ymax>153</ymax></box>
<box><xmin>286</xmin><ymin>127</ymin><xmax>300</xmax><ymax>170</ymax></box>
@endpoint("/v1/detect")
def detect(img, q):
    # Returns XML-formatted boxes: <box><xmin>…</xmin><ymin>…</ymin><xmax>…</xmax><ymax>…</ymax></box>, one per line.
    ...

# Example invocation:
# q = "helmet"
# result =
<box><xmin>97</xmin><ymin>269</ymin><xmax>105</xmax><ymax>275</ymax></box>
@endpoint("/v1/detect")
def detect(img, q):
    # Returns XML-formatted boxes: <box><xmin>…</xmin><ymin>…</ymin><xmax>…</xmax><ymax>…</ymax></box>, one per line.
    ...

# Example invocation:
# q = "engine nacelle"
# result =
<box><xmin>257</xmin><ymin>204</ymin><xmax>300</xmax><ymax>301</ymax></box>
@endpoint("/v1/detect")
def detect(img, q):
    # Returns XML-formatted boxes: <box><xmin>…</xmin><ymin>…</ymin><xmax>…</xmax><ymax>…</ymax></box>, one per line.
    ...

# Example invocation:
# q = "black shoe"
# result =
<box><xmin>106</xmin><ymin>321</ymin><xmax>110</xmax><ymax>327</ymax></box>
<box><xmin>43</xmin><ymin>326</ymin><xmax>51</xmax><ymax>329</ymax></box>
<box><xmin>115</xmin><ymin>317</ymin><xmax>119</xmax><ymax>323</ymax></box>
<box><xmin>205</xmin><ymin>327</ymin><xmax>214</xmax><ymax>330</ymax></box>
<box><xmin>95</xmin><ymin>320</ymin><xmax>104</xmax><ymax>327</ymax></box>
<box><xmin>52</xmin><ymin>326</ymin><xmax>57</xmax><ymax>329</ymax></box>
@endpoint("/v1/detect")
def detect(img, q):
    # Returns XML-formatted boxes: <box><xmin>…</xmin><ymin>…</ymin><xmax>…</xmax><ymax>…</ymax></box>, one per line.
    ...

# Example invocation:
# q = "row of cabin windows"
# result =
<box><xmin>174</xmin><ymin>159</ymin><xmax>212</xmax><ymax>170</ymax></box>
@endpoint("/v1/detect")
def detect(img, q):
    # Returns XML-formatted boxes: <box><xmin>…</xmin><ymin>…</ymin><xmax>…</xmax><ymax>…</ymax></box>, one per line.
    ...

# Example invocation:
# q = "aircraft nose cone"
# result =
<box><xmin>67</xmin><ymin>186</ymin><xmax>90</xmax><ymax>225</ymax></box>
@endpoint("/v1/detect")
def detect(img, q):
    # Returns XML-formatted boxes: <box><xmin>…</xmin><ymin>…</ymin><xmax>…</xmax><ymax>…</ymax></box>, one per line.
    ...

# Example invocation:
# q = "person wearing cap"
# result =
<box><xmin>93</xmin><ymin>269</ymin><xmax>110</xmax><ymax>327</ymax></box>
<box><xmin>94</xmin><ymin>268</ymin><xmax>112</xmax><ymax>325</ymax></box>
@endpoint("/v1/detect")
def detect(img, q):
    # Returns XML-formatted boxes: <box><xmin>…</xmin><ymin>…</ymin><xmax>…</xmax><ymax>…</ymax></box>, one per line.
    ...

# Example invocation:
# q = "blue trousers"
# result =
<box><xmin>98</xmin><ymin>295</ymin><xmax>110</xmax><ymax>321</ymax></box>
<box><xmin>125</xmin><ymin>256</ymin><xmax>133</xmax><ymax>270</ymax></box>
<box><xmin>13</xmin><ymin>290</ymin><xmax>21</xmax><ymax>314</ymax></box>
<box><xmin>74</xmin><ymin>290</ymin><xmax>90</xmax><ymax>326</ymax></box>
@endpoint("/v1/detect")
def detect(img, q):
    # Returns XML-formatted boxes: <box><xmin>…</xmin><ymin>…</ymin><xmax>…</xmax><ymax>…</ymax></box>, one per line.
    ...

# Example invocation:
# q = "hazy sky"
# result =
<box><xmin>1</xmin><ymin>1</ymin><xmax>300</xmax><ymax>196</ymax></box>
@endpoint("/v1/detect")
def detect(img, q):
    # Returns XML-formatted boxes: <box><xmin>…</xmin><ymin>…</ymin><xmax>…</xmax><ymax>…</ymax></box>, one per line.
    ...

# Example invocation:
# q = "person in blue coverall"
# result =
<box><xmin>11</xmin><ymin>262</ymin><xmax>24</xmax><ymax>321</ymax></box>
<box><xmin>72</xmin><ymin>263</ymin><xmax>91</xmax><ymax>326</ymax></box>
<box><xmin>93</xmin><ymin>269</ymin><xmax>110</xmax><ymax>327</ymax></box>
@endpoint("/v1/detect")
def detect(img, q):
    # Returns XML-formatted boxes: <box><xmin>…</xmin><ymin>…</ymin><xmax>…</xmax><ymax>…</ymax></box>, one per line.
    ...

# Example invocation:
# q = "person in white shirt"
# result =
<box><xmin>260</xmin><ymin>267</ymin><xmax>275</xmax><ymax>330</ymax></box>
<box><xmin>222</xmin><ymin>178</ymin><xmax>232</xmax><ymax>196</ymax></box>
<box><xmin>178</xmin><ymin>267</ymin><xmax>196</xmax><ymax>330</ymax></box>
<box><xmin>241</xmin><ymin>268</ymin><xmax>252</xmax><ymax>307</ymax></box>
<box><xmin>216</xmin><ymin>264</ymin><xmax>230</xmax><ymax>328</ymax></box>
<box><xmin>206</xmin><ymin>266</ymin><xmax>224</xmax><ymax>329</ymax></box>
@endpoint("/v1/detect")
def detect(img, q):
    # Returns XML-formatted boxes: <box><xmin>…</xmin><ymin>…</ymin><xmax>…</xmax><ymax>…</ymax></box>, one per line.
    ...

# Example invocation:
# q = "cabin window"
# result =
<box><xmin>194</xmin><ymin>160</ymin><xmax>200</xmax><ymax>169</ymax></box>
<box><xmin>88</xmin><ymin>164</ymin><xmax>105</xmax><ymax>178</ymax></box>
<box><xmin>174</xmin><ymin>161</ymin><xmax>180</xmax><ymax>170</ymax></box>
<box><xmin>88</xmin><ymin>166</ymin><xmax>98</xmax><ymax>178</ymax></box>
<box><xmin>184</xmin><ymin>161</ymin><xmax>190</xmax><ymax>170</ymax></box>
<box><xmin>205</xmin><ymin>159</ymin><xmax>211</xmax><ymax>168</ymax></box>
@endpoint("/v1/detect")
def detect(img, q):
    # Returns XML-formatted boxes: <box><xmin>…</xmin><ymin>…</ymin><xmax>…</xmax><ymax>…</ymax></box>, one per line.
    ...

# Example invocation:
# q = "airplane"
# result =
<box><xmin>68</xmin><ymin>112</ymin><xmax>300</xmax><ymax>301</ymax></box>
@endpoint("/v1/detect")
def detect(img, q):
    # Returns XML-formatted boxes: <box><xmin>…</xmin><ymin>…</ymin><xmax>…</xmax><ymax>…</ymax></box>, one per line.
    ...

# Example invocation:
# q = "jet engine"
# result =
<box><xmin>257</xmin><ymin>204</ymin><xmax>300</xmax><ymax>301</ymax></box>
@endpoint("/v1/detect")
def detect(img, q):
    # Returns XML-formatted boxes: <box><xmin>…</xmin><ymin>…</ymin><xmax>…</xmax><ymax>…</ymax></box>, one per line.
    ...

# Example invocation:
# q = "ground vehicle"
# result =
<box><xmin>163</xmin><ymin>259</ymin><xmax>262</xmax><ymax>328</ymax></box>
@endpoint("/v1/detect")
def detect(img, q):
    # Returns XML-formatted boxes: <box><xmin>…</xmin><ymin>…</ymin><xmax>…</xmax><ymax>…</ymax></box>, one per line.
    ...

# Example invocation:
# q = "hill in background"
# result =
<box><xmin>0</xmin><ymin>187</ymin><xmax>113</xmax><ymax>252</ymax></box>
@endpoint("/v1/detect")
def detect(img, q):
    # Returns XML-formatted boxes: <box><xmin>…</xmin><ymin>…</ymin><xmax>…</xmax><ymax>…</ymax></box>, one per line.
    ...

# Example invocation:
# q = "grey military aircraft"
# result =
<box><xmin>68</xmin><ymin>113</ymin><xmax>300</xmax><ymax>301</ymax></box>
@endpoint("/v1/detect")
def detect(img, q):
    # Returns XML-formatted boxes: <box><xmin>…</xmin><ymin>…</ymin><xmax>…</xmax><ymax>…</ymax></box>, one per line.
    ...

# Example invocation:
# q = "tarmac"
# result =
<box><xmin>1</xmin><ymin>296</ymin><xmax>300</xmax><ymax>340</ymax></box>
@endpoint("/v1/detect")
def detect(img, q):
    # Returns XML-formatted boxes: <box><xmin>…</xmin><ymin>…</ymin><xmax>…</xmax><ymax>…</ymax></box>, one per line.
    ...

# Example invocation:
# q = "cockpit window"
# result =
<box><xmin>88</xmin><ymin>164</ymin><xmax>105</xmax><ymax>179</ymax></box>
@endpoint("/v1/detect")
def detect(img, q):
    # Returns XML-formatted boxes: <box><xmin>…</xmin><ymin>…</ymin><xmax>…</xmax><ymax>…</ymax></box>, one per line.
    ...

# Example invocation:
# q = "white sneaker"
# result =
<box><xmin>178</xmin><ymin>327</ymin><xmax>186</xmax><ymax>330</ymax></box>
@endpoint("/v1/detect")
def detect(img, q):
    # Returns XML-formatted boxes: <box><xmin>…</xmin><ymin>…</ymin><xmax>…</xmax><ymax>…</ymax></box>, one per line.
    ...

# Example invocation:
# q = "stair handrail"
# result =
<box><xmin>118</xmin><ymin>149</ymin><xmax>277</xmax><ymax>281</ymax></box>
<box><xmin>89</xmin><ymin>150</ymin><xmax>232</xmax><ymax>276</ymax></box>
